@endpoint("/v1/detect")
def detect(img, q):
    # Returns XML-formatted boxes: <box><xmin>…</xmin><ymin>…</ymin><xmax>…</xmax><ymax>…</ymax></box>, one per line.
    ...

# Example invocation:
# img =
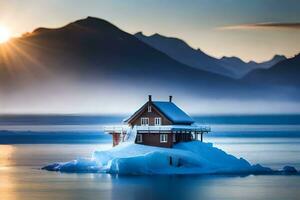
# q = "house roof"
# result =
<box><xmin>124</xmin><ymin>101</ymin><xmax>194</xmax><ymax>124</ymax></box>
<box><xmin>152</xmin><ymin>101</ymin><xmax>194</xmax><ymax>124</ymax></box>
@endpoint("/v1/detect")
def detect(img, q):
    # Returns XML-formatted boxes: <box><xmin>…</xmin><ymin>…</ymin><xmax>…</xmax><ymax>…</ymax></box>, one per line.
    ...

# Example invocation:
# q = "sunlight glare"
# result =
<box><xmin>0</xmin><ymin>26</ymin><xmax>11</xmax><ymax>43</ymax></box>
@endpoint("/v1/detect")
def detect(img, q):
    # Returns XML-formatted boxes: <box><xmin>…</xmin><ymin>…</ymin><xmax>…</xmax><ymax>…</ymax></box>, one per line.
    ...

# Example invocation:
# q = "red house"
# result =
<box><xmin>105</xmin><ymin>95</ymin><xmax>210</xmax><ymax>148</ymax></box>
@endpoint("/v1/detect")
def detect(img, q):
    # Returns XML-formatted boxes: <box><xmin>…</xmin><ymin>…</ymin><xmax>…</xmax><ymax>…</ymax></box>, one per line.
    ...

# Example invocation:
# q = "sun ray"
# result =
<box><xmin>0</xmin><ymin>36</ymin><xmax>52</xmax><ymax>80</ymax></box>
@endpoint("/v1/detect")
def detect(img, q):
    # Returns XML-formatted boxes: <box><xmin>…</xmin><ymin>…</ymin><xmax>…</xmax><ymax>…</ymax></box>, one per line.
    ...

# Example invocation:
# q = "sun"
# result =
<box><xmin>0</xmin><ymin>25</ymin><xmax>11</xmax><ymax>44</ymax></box>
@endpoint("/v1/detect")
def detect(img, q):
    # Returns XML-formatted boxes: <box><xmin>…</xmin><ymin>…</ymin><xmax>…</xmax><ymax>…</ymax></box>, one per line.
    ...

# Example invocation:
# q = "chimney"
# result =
<box><xmin>148</xmin><ymin>95</ymin><xmax>152</xmax><ymax>102</ymax></box>
<box><xmin>169</xmin><ymin>95</ymin><xmax>173</xmax><ymax>102</ymax></box>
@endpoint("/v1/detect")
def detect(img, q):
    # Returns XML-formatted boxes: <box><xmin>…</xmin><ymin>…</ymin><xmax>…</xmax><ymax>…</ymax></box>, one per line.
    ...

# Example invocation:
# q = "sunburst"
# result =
<box><xmin>0</xmin><ymin>25</ymin><xmax>11</xmax><ymax>44</ymax></box>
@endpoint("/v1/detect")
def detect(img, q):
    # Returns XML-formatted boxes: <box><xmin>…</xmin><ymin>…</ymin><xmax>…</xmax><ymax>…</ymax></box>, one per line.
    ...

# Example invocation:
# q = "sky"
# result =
<box><xmin>0</xmin><ymin>0</ymin><xmax>300</xmax><ymax>62</ymax></box>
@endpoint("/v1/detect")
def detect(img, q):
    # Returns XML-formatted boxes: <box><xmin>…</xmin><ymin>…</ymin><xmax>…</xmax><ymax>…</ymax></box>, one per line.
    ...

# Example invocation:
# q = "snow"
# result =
<box><xmin>123</xmin><ymin>101</ymin><xmax>194</xmax><ymax>124</ymax></box>
<box><xmin>42</xmin><ymin>141</ymin><xmax>298</xmax><ymax>175</ymax></box>
<box><xmin>152</xmin><ymin>101</ymin><xmax>194</xmax><ymax>124</ymax></box>
<box><xmin>124</xmin><ymin>126</ymin><xmax>137</xmax><ymax>143</ymax></box>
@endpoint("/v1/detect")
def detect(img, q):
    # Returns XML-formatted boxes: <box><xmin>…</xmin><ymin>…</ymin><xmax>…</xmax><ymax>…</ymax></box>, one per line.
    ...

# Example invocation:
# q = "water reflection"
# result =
<box><xmin>0</xmin><ymin>145</ymin><xmax>17</xmax><ymax>200</ymax></box>
<box><xmin>0</xmin><ymin>145</ymin><xmax>15</xmax><ymax>167</ymax></box>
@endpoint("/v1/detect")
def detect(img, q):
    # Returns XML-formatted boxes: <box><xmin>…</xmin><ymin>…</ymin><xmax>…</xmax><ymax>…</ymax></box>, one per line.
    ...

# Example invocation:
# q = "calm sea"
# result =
<box><xmin>0</xmin><ymin>115</ymin><xmax>300</xmax><ymax>200</ymax></box>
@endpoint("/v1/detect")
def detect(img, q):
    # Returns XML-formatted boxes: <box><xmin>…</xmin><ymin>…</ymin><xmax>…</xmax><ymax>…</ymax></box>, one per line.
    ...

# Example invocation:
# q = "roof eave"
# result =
<box><xmin>172</xmin><ymin>121</ymin><xmax>195</xmax><ymax>124</ymax></box>
<box><xmin>123</xmin><ymin>102</ymin><xmax>148</xmax><ymax>124</ymax></box>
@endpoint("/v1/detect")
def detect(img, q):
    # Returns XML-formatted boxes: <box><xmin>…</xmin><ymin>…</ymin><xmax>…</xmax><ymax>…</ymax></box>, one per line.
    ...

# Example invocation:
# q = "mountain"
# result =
<box><xmin>243</xmin><ymin>53</ymin><xmax>300</xmax><ymax>87</ymax></box>
<box><xmin>0</xmin><ymin>17</ymin><xmax>297</xmax><ymax>113</ymax></box>
<box><xmin>135</xmin><ymin>32</ymin><xmax>286</xmax><ymax>78</ymax></box>
<box><xmin>220</xmin><ymin>55</ymin><xmax>286</xmax><ymax>78</ymax></box>
<box><xmin>135</xmin><ymin>32</ymin><xmax>234</xmax><ymax>77</ymax></box>
<box><xmin>0</xmin><ymin>17</ymin><xmax>247</xmax><ymax>100</ymax></box>
<box><xmin>256</xmin><ymin>55</ymin><xmax>287</xmax><ymax>69</ymax></box>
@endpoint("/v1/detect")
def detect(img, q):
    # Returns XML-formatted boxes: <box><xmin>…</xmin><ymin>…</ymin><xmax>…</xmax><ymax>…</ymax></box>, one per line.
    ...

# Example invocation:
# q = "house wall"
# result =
<box><xmin>136</xmin><ymin>133</ymin><xmax>174</xmax><ymax>148</ymax></box>
<box><xmin>130</xmin><ymin>103</ymin><xmax>172</xmax><ymax>126</ymax></box>
<box><xmin>112</xmin><ymin>132</ymin><xmax>195</xmax><ymax>148</ymax></box>
<box><xmin>112</xmin><ymin>131</ymin><xmax>195</xmax><ymax>148</ymax></box>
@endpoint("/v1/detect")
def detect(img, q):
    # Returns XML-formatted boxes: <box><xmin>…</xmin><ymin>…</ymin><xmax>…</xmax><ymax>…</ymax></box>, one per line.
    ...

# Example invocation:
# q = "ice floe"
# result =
<box><xmin>42</xmin><ymin>141</ymin><xmax>299</xmax><ymax>175</ymax></box>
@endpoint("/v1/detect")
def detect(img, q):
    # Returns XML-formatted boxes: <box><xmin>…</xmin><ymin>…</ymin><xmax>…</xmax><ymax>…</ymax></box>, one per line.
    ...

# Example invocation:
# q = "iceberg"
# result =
<box><xmin>42</xmin><ymin>141</ymin><xmax>298</xmax><ymax>175</ymax></box>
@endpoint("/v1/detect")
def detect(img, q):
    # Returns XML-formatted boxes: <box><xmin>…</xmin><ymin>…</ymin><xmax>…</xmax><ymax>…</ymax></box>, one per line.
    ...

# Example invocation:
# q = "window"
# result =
<box><xmin>148</xmin><ymin>105</ymin><xmax>152</xmax><ymax>112</ymax></box>
<box><xmin>141</xmin><ymin>117</ymin><xmax>149</xmax><ymax>126</ymax></box>
<box><xmin>154</xmin><ymin>117</ymin><xmax>162</xmax><ymax>126</ymax></box>
<box><xmin>136</xmin><ymin>134</ymin><xmax>143</xmax><ymax>143</ymax></box>
<box><xmin>160</xmin><ymin>134</ymin><xmax>168</xmax><ymax>143</ymax></box>
<box><xmin>173</xmin><ymin>134</ymin><xmax>176</xmax><ymax>142</ymax></box>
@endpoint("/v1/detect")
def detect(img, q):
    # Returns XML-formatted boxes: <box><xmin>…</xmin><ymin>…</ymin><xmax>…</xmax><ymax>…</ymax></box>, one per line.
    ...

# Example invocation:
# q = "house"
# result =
<box><xmin>105</xmin><ymin>95</ymin><xmax>210</xmax><ymax>148</ymax></box>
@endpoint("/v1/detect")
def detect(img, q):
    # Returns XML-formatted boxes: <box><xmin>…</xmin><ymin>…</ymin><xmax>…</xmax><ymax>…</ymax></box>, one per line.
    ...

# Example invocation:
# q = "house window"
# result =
<box><xmin>148</xmin><ymin>105</ymin><xmax>152</xmax><ymax>112</ymax></box>
<box><xmin>173</xmin><ymin>134</ymin><xmax>176</xmax><ymax>142</ymax></box>
<box><xmin>141</xmin><ymin>117</ymin><xmax>149</xmax><ymax>126</ymax></box>
<box><xmin>154</xmin><ymin>117</ymin><xmax>162</xmax><ymax>126</ymax></box>
<box><xmin>160</xmin><ymin>134</ymin><xmax>168</xmax><ymax>143</ymax></box>
<box><xmin>136</xmin><ymin>134</ymin><xmax>143</xmax><ymax>143</ymax></box>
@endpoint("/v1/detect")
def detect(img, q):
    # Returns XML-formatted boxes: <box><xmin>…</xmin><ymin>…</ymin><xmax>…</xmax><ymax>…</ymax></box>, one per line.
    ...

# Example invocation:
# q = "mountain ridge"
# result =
<box><xmin>0</xmin><ymin>16</ymin><xmax>243</xmax><ymax>96</ymax></box>
<box><xmin>135</xmin><ymin>32</ymin><xmax>287</xmax><ymax>78</ymax></box>
<box><xmin>243</xmin><ymin>53</ymin><xmax>300</xmax><ymax>87</ymax></box>
<box><xmin>135</xmin><ymin>32</ymin><xmax>235</xmax><ymax>77</ymax></box>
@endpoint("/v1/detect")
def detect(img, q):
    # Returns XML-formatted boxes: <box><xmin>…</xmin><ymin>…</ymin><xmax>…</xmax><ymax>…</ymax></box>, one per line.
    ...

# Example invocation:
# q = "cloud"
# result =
<box><xmin>218</xmin><ymin>22</ymin><xmax>300</xmax><ymax>31</ymax></box>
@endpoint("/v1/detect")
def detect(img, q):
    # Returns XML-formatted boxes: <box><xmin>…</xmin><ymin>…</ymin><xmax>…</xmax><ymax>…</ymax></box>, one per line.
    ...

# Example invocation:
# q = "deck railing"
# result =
<box><xmin>104</xmin><ymin>124</ymin><xmax>211</xmax><ymax>133</ymax></box>
<box><xmin>104</xmin><ymin>125</ymin><xmax>127</xmax><ymax>133</ymax></box>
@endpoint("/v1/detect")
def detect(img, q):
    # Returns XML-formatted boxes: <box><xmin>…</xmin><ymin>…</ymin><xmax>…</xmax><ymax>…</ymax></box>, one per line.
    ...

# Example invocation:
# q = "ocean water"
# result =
<box><xmin>0</xmin><ymin>115</ymin><xmax>300</xmax><ymax>200</ymax></box>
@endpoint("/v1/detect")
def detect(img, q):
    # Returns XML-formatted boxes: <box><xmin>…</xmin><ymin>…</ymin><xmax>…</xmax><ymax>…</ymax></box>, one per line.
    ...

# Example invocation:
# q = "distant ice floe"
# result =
<box><xmin>42</xmin><ymin>141</ymin><xmax>299</xmax><ymax>175</ymax></box>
